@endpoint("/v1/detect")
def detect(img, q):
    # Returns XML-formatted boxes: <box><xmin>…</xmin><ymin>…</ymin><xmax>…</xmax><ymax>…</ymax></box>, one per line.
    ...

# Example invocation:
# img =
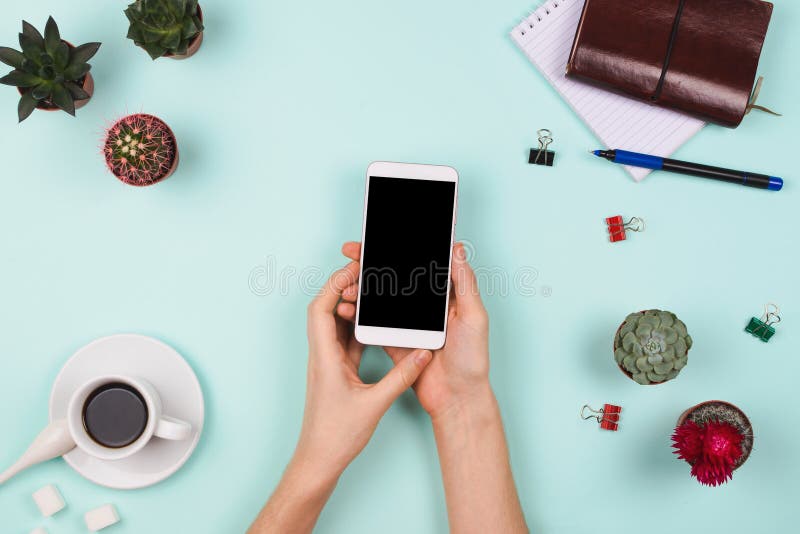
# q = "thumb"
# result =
<box><xmin>451</xmin><ymin>243</ymin><xmax>485</xmax><ymax>316</ymax></box>
<box><xmin>373</xmin><ymin>349</ymin><xmax>432</xmax><ymax>407</ymax></box>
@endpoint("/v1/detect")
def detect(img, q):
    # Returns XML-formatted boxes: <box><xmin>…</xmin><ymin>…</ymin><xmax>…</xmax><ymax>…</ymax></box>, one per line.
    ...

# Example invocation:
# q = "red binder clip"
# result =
<box><xmin>581</xmin><ymin>404</ymin><xmax>622</xmax><ymax>431</ymax></box>
<box><xmin>606</xmin><ymin>216</ymin><xmax>644</xmax><ymax>242</ymax></box>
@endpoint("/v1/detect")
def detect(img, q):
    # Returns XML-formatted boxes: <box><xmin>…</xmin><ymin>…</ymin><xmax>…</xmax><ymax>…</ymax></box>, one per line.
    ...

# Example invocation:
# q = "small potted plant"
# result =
<box><xmin>672</xmin><ymin>401</ymin><xmax>754</xmax><ymax>486</ymax></box>
<box><xmin>125</xmin><ymin>0</ymin><xmax>204</xmax><ymax>60</ymax></box>
<box><xmin>613</xmin><ymin>310</ymin><xmax>692</xmax><ymax>385</ymax></box>
<box><xmin>103</xmin><ymin>113</ymin><xmax>179</xmax><ymax>186</ymax></box>
<box><xmin>0</xmin><ymin>17</ymin><xmax>100</xmax><ymax>122</ymax></box>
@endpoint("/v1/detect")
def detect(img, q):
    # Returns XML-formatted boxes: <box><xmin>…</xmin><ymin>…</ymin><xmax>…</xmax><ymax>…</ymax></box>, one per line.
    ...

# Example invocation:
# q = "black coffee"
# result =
<box><xmin>82</xmin><ymin>382</ymin><xmax>148</xmax><ymax>448</ymax></box>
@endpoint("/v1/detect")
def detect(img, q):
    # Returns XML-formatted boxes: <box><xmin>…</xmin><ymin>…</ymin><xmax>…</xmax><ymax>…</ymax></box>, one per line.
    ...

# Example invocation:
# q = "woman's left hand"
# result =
<box><xmin>249</xmin><ymin>260</ymin><xmax>432</xmax><ymax>534</ymax></box>
<box><xmin>295</xmin><ymin>260</ymin><xmax>433</xmax><ymax>480</ymax></box>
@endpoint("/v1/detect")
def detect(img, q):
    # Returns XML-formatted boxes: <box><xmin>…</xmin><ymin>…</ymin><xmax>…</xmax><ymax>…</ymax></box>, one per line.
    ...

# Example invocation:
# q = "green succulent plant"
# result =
<box><xmin>0</xmin><ymin>17</ymin><xmax>100</xmax><ymax>122</ymax></box>
<box><xmin>125</xmin><ymin>0</ymin><xmax>204</xmax><ymax>60</ymax></box>
<box><xmin>614</xmin><ymin>310</ymin><xmax>692</xmax><ymax>385</ymax></box>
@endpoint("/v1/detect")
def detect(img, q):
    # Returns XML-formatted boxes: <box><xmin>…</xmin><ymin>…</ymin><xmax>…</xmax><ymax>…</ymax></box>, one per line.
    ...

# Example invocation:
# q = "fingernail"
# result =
<box><xmin>415</xmin><ymin>350</ymin><xmax>432</xmax><ymax>366</ymax></box>
<box><xmin>455</xmin><ymin>244</ymin><xmax>466</xmax><ymax>261</ymax></box>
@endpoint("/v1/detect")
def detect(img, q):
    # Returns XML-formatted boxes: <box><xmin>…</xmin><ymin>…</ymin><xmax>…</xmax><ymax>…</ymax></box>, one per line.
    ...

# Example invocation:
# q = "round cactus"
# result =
<box><xmin>103</xmin><ymin>113</ymin><xmax>178</xmax><ymax>186</ymax></box>
<box><xmin>613</xmin><ymin>310</ymin><xmax>692</xmax><ymax>385</ymax></box>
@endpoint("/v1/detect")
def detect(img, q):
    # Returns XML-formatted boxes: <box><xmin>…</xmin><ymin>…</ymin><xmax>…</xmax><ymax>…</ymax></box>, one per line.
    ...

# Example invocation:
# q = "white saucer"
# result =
<box><xmin>49</xmin><ymin>334</ymin><xmax>204</xmax><ymax>490</ymax></box>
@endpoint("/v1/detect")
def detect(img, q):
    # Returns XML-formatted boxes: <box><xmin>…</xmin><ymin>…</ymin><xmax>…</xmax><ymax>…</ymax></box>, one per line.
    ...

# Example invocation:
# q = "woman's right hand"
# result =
<box><xmin>336</xmin><ymin>242</ymin><xmax>492</xmax><ymax>421</ymax></box>
<box><xmin>337</xmin><ymin>242</ymin><xmax>528</xmax><ymax>534</ymax></box>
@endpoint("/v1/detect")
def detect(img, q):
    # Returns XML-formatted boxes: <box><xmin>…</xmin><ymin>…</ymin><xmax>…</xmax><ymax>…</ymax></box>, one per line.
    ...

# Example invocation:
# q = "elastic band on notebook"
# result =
<box><xmin>652</xmin><ymin>0</ymin><xmax>687</xmax><ymax>102</ymax></box>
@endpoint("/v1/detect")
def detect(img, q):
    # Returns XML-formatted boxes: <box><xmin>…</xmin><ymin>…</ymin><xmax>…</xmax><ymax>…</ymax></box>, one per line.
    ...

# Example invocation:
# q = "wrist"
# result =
<box><xmin>429</xmin><ymin>381</ymin><xmax>497</xmax><ymax>430</ymax></box>
<box><xmin>250</xmin><ymin>449</ymin><xmax>341</xmax><ymax>533</ymax></box>
<box><xmin>284</xmin><ymin>448</ymin><xmax>342</xmax><ymax>499</ymax></box>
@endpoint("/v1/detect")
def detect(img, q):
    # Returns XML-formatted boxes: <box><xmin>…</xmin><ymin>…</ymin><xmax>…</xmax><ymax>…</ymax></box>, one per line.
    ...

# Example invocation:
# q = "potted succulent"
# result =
<box><xmin>103</xmin><ymin>113</ymin><xmax>179</xmax><ymax>186</ymax></box>
<box><xmin>613</xmin><ymin>310</ymin><xmax>692</xmax><ymax>385</ymax></box>
<box><xmin>0</xmin><ymin>18</ymin><xmax>100</xmax><ymax>122</ymax></box>
<box><xmin>672</xmin><ymin>401</ymin><xmax>754</xmax><ymax>486</ymax></box>
<box><xmin>125</xmin><ymin>0</ymin><xmax>204</xmax><ymax>60</ymax></box>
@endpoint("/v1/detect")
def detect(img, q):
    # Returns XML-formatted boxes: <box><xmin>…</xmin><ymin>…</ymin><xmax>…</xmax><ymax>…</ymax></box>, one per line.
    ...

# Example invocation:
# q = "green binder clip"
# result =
<box><xmin>745</xmin><ymin>303</ymin><xmax>781</xmax><ymax>342</ymax></box>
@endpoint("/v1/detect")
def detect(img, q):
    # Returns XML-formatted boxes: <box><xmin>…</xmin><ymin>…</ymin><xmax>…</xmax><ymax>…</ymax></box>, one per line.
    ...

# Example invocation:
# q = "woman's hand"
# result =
<box><xmin>338</xmin><ymin>243</ymin><xmax>527</xmax><ymax>533</ymax></box>
<box><xmin>296</xmin><ymin>260</ymin><xmax>433</xmax><ymax>479</ymax></box>
<box><xmin>250</xmin><ymin>261</ymin><xmax>433</xmax><ymax>534</ymax></box>
<box><xmin>337</xmin><ymin>242</ymin><xmax>491</xmax><ymax>422</ymax></box>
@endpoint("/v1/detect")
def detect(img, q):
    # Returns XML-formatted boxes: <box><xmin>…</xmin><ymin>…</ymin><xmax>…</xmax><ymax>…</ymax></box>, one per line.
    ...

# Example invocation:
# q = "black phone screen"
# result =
<box><xmin>358</xmin><ymin>176</ymin><xmax>457</xmax><ymax>331</ymax></box>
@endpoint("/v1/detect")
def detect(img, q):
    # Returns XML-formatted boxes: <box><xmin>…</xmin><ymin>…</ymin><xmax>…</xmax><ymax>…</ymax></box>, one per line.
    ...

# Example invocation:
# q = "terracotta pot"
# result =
<box><xmin>165</xmin><ymin>5</ymin><xmax>204</xmax><ymax>60</ymax></box>
<box><xmin>17</xmin><ymin>41</ymin><xmax>94</xmax><ymax>112</ymax></box>
<box><xmin>676</xmin><ymin>400</ymin><xmax>754</xmax><ymax>469</ymax></box>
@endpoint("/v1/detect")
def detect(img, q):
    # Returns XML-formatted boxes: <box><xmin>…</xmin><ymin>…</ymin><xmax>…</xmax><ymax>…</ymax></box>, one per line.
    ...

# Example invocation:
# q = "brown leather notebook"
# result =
<box><xmin>566</xmin><ymin>0</ymin><xmax>773</xmax><ymax>127</ymax></box>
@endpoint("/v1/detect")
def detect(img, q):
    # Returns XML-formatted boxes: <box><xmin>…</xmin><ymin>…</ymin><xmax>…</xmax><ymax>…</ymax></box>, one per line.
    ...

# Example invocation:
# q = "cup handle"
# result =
<box><xmin>154</xmin><ymin>415</ymin><xmax>192</xmax><ymax>441</ymax></box>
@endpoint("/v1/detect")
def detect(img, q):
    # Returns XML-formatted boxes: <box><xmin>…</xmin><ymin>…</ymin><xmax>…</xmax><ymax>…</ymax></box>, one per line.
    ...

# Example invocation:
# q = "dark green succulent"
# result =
<box><xmin>0</xmin><ymin>17</ymin><xmax>100</xmax><ymax>122</ymax></box>
<box><xmin>125</xmin><ymin>0</ymin><xmax>204</xmax><ymax>60</ymax></box>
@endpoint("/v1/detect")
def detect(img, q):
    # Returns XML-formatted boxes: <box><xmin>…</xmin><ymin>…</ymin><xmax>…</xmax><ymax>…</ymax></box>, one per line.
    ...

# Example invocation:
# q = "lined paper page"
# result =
<box><xmin>511</xmin><ymin>0</ymin><xmax>705</xmax><ymax>181</ymax></box>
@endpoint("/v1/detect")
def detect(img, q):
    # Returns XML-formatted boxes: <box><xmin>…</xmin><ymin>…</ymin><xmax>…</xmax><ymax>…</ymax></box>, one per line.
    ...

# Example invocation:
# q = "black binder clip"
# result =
<box><xmin>529</xmin><ymin>129</ymin><xmax>555</xmax><ymax>166</ymax></box>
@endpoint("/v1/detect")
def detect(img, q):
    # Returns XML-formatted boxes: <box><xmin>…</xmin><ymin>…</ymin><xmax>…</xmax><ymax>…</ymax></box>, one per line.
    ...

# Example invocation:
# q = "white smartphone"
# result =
<box><xmin>354</xmin><ymin>161</ymin><xmax>459</xmax><ymax>350</ymax></box>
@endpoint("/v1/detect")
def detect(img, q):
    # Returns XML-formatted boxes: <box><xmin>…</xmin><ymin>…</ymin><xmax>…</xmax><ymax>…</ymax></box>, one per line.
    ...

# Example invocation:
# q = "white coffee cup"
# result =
<box><xmin>67</xmin><ymin>375</ymin><xmax>192</xmax><ymax>461</ymax></box>
<box><xmin>0</xmin><ymin>375</ymin><xmax>192</xmax><ymax>484</ymax></box>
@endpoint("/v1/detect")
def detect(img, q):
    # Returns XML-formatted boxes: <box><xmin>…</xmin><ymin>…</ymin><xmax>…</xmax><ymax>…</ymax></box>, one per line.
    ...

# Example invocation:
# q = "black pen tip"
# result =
<box><xmin>593</xmin><ymin>149</ymin><xmax>615</xmax><ymax>160</ymax></box>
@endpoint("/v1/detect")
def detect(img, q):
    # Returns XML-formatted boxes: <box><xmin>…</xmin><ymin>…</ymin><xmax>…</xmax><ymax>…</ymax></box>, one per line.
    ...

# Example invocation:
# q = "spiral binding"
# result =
<box><xmin>518</xmin><ymin>0</ymin><xmax>565</xmax><ymax>37</ymax></box>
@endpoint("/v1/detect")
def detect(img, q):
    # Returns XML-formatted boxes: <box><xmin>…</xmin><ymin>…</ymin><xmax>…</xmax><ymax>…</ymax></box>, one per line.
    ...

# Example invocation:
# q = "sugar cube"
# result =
<box><xmin>32</xmin><ymin>484</ymin><xmax>65</xmax><ymax>517</ymax></box>
<box><xmin>84</xmin><ymin>504</ymin><xmax>120</xmax><ymax>531</ymax></box>
<box><xmin>30</xmin><ymin>528</ymin><xmax>48</xmax><ymax>534</ymax></box>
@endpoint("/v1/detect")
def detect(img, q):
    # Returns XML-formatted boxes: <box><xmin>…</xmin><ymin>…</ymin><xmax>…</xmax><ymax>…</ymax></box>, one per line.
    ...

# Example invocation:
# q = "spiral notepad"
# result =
<box><xmin>510</xmin><ymin>0</ymin><xmax>705</xmax><ymax>181</ymax></box>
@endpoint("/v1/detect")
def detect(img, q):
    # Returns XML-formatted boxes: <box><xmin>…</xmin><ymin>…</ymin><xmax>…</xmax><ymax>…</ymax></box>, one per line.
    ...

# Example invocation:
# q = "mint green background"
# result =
<box><xmin>1</xmin><ymin>0</ymin><xmax>797</xmax><ymax>532</ymax></box>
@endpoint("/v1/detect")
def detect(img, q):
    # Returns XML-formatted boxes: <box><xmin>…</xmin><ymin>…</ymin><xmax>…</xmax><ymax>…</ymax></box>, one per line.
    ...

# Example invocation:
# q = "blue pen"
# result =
<box><xmin>593</xmin><ymin>149</ymin><xmax>783</xmax><ymax>191</ymax></box>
